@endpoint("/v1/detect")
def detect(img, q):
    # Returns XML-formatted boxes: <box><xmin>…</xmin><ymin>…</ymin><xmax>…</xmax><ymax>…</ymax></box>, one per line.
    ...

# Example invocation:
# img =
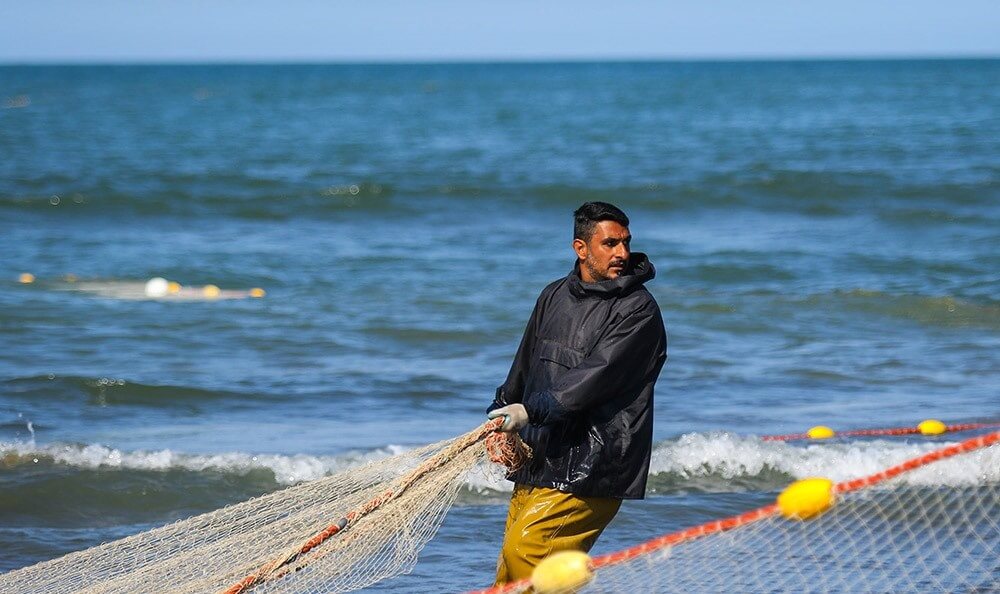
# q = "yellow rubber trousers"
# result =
<box><xmin>495</xmin><ymin>483</ymin><xmax>622</xmax><ymax>585</ymax></box>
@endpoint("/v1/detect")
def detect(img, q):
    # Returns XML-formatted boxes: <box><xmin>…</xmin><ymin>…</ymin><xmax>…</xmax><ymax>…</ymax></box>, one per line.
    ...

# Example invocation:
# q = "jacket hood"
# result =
<box><xmin>568</xmin><ymin>252</ymin><xmax>656</xmax><ymax>298</ymax></box>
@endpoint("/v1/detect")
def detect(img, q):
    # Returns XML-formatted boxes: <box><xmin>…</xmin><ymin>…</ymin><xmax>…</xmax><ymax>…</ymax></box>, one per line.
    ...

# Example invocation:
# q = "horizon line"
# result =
<box><xmin>2</xmin><ymin>53</ymin><xmax>998</xmax><ymax>67</ymax></box>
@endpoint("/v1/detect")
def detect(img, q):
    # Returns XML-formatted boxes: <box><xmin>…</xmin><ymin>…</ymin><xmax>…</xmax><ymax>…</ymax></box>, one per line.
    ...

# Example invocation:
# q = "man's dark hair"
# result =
<box><xmin>573</xmin><ymin>201</ymin><xmax>630</xmax><ymax>241</ymax></box>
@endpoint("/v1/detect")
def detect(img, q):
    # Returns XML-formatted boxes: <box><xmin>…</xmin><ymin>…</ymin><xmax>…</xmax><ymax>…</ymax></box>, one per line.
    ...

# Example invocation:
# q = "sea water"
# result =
<box><xmin>1</xmin><ymin>60</ymin><xmax>998</xmax><ymax>591</ymax></box>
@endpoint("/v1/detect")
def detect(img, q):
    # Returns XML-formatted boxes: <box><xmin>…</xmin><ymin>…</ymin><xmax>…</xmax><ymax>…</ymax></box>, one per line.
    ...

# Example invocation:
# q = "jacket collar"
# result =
<box><xmin>567</xmin><ymin>252</ymin><xmax>656</xmax><ymax>298</ymax></box>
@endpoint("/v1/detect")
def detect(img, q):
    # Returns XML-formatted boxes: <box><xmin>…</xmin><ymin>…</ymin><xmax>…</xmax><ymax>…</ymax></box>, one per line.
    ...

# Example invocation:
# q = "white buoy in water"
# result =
<box><xmin>144</xmin><ymin>277</ymin><xmax>170</xmax><ymax>297</ymax></box>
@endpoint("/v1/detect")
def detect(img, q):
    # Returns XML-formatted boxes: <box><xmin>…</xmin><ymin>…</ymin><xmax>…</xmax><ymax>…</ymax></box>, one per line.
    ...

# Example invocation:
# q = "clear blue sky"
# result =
<box><xmin>1</xmin><ymin>0</ymin><xmax>998</xmax><ymax>63</ymax></box>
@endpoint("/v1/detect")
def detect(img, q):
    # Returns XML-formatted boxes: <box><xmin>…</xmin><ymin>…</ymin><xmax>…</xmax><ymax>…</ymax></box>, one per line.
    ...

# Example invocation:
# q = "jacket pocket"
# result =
<box><xmin>536</xmin><ymin>339</ymin><xmax>584</xmax><ymax>369</ymax></box>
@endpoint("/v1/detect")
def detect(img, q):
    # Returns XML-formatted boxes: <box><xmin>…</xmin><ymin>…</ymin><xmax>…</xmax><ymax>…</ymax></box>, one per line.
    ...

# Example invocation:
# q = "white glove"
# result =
<box><xmin>487</xmin><ymin>403</ymin><xmax>529</xmax><ymax>432</ymax></box>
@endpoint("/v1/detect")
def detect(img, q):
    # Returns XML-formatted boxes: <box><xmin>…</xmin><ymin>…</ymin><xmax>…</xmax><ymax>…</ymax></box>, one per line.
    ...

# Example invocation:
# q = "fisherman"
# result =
<box><xmin>487</xmin><ymin>201</ymin><xmax>668</xmax><ymax>584</ymax></box>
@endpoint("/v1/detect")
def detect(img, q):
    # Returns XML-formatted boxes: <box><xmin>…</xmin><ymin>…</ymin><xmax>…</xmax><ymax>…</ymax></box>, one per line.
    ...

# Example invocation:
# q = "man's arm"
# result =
<box><xmin>487</xmin><ymin>291</ymin><xmax>546</xmax><ymax>414</ymax></box>
<box><xmin>521</xmin><ymin>301</ymin><xmax>666</xmax><ymax>426</ymax></box>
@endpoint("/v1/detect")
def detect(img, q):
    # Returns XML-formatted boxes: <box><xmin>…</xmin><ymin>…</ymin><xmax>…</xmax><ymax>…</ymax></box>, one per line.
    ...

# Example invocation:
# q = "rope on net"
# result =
<box><xmin>468</xmin><ymin>429</ymin><xmax>1000</xmax><ymax>594</ymax></box>
<box><xmin>223</xmin><ymin>417</ymin><xmax>530</xmax><ymax>594</ymax></box>
<box><xmin>760</xmin><ymin>420</ymin><xmax>1000</xmax><ymax>441</ymax></box>
<box><xmin>0</xmin><ymin>415</ymin><xmax>992</xmax><ymax>594</ymax></box>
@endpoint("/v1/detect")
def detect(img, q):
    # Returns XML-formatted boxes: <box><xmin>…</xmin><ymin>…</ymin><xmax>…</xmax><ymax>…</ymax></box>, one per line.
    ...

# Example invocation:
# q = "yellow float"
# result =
<box><xmin>807</xmin><ymin>425</ymin><xmax>836</xmax><ymax>439</ymax></box>
<box><xmin>532</xmin><ymin>550</ymin><xmax>594</xmax><ymax>594</ymax></box>
<box><xmin>917</xmin><ymin>419</ymin><xmax>947</xmax><ymax>435</ymax></box>
<box><xmin>778</xmin><ymin>477</ymin><xmax>835</xmax><ymax>520</ymax></box>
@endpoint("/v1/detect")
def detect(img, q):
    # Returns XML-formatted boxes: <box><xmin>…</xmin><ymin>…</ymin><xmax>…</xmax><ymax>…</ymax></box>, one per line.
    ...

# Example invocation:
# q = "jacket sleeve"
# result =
<box><xmin>521</xmin><ymin>301</ymin><xmax>666</xmax><ymax>426</ymax></box>
<box><xmin>487</xmin><ymin>291</ymin><xmax>545</xmax><ymax>414</ymax></box>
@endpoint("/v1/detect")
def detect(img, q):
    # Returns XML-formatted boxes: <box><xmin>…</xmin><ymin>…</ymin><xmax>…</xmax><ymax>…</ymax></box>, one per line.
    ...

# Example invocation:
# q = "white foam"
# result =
<box><xmin>649</xmin><ymin>432</ymin><xmax>999</xmax><ymax>487</ymax></box>
<box><xmin>2</xmin><ymin>432</ymin><xmax>995</xmax><ymax>490</ymax></box>
<box><xmin>0</xmin><ymin>441</ymin><xmax>405</xmax><ymax>485</ymax></box>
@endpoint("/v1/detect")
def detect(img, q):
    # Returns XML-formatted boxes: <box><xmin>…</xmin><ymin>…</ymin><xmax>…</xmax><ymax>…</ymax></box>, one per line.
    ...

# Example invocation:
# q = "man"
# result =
<box><xmin>487</xmin><ymin>201</ymin><xmax>668</xmax><ymax>584</ymax></box>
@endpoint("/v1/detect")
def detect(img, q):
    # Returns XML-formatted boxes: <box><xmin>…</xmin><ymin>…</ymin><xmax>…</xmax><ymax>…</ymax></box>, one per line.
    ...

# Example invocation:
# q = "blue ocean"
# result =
<box><xmin>1</xmin><ymin>60</ymin><xmax>998</xmax><ymax>591</ymax></box>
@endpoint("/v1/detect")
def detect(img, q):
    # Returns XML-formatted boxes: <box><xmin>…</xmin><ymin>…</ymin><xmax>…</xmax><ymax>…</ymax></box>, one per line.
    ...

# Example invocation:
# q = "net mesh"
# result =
<box><xmin>0</xmin><ymin>420</ymin><xmax>513</xmax><ymax>594</ymax></box>
<box><xmin>479</xmin><ymin>432</ymin><xmax>999</xmax><ymax>594</ymax></box>
<box><xmin>575</xmin><ymin>485</ymin><xmax>999</xmax><ymax>593</ymax></box>
<box><xmin>0</xmin><ymin>423</ymin><xmax>996</xmax><ymax>594</ymax></box>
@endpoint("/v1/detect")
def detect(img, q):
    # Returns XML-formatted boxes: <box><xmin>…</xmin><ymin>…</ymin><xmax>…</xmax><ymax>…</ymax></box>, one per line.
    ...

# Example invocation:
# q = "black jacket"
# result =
<box><xmin>488</xmin><ymin>252</ymin><xmax>667</xmax><ymax>499</ymax></box>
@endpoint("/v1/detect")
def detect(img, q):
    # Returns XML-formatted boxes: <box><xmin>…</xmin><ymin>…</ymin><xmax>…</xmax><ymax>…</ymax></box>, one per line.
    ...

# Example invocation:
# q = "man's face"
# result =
<box><xmin>574</xmin><ymin>220</ymin><xmax>631</xmax><ymax>282</ymax></box>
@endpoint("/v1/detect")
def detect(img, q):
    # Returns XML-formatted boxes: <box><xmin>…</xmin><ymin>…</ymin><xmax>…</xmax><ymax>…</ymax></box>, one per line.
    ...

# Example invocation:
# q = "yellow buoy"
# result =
<box><xmin>918</xmin><ymin>419</ymin><xmax>947</xmax><ymax>436</ymax></box>
<box><xmin>777</xmin><ymin>477</ymin><xmax>835</xmax><ymax>520</ymax></box>
<box><xmin>63</xmin><ymin>273</ymin><xmax>78</xmax><ymax>282</ymax></box>
<box><xmin>167</xmin><ymin>281</ymin><xmax>182</xmax><ymax>294</ymax></box>
<box><xmin>807</xmin><ymin>425</ymin><xmax>836</xmax><ymax>439</ymax></box>
<box><xmin>249</xmin><ymin>287</ymin><xmax>266</xmax><ymax>298</ymax></box>
<box><xmin>202</xmin><ymin>284</ymin><xmax>221</xmax><ymax>298</ymax></box>
<box><xmin>18</xmin><ymin>273</ymin><xmax>35</xmax><ymax>284</ymax></box>
<box><xmin>531</xmin><ymin>550</ymin><xmax>593</xmax><ymax>594</ymax></box>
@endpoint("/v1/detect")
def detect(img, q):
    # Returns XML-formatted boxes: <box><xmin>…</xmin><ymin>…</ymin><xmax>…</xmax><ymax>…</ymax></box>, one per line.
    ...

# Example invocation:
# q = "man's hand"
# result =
<box><xmin>487</xmin><ymin>403</ymin><xmax>528</xmax><ymax>432</ymax></box>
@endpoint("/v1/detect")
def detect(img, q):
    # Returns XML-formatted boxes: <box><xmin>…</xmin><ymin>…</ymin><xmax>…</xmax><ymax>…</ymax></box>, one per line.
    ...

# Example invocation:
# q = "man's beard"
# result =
<box><xmin>582</xmin><ymin>257</ymin><xmax>616</xmax><ymax>282</ymax></box>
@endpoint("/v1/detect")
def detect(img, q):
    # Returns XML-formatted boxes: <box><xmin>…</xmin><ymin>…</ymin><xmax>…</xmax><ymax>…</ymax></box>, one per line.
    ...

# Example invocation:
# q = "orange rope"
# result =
<box><xmin>761</xmin><ymin>421</ymin><xmax>999</xmax><ymax>441</ymax></box>
<box><xmin>222</xmin><ymin>417</ymin><xmax>507</xmax><ymax>594</ymax></box>
<box><xmin>485</xmin><ymin>431</ymin><xmax>532</xmax><ymax>472</ymax></box>
<box><xmin>468</xmin><ymin>430</ymin><xmax>1000</xmax><ymax>594</ymax></box>
<box><xmin>835</xmin><ymin>430</ymin><xmax>1000</xmax><ymax>493</ymax></box>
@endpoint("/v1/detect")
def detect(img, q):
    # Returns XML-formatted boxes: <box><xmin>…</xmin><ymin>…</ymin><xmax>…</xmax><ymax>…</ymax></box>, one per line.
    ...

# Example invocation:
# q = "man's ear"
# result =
<box><xmin>573</xmin><ymin>238</ymin><xmax>588</xmax><ymax>260</ymax></box>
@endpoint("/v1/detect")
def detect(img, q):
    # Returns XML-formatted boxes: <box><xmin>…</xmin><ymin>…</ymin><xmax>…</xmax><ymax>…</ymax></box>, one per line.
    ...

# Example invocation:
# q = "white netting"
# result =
<box><xmin>0</xmin><ymin>422</ymin><xmax>514</xmax><ymax>594</ymax></box>
<box><xmin>494</xmin><ymin>437</ymin><xmax>999</xmax><ymax>594</ymax></box>
<box><xmin>578</xmin><ymin>486</ymin><xmax>999</xmax><ymax>593</ymax></box>
<box><xmin>1</xmin><ymin>424</ymin><xmax>995</xmax><ymax>594</ymax></box>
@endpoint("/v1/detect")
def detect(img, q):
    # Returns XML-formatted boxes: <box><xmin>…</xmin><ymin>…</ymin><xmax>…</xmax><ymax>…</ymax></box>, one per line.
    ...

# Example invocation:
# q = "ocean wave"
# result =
<box><xmin>645</xmin><ymin>432</ymin><xmax>999</xmax><ymax>493</ymax></box>
<box><xmin>2</xmin><ymin>375</ymin><xmax>267</xmax><ymax>410</ymax></box>
<box><xmin>3</xmin><ymin>171</ymin><xmax>996</xmax><ymax>220</ymax></box>
<box><xmin>0</xmin><ymin>440</ymin><xmax>405</xmax><ymax>486</ymax></box>
<box><xmin>0</xmin><ymin>181</ymin><xmax>397</xmax><ymax>219</ymax></box>
<box><xmin>440</xmin><ymin>174</ymin><xmax>998</xmax><ymax>215</ymax></box>
<box><xmin>670</xmin><ymin>289</ymin><xmax>1000</xmax><ymax>330</ymax></box>
<box><xmin>2</xmin><ymin>432</ymin><xmax>995</xmax><ymax>498</ymax></box>
<box><xmin>663</xmin><ymin>262</ymin><xmax>797</xmax><ymax>285</ymax></box>
<box><xmin>822</xmin><ymin>289</ymin><xmax>1000</xmax><ymax>330</ymax></box>
<box><xmin>660</xmin><ymin>287</ymin><xmax>999</xmax><ymax>331</ymax></box>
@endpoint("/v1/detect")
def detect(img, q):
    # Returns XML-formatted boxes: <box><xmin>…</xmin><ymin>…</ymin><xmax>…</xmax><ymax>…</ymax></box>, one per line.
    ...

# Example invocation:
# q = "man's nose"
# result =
<box><xmin>615</xmin><ymin>243</ymin><xmax>629</xmax><ymax>259</ymax></box>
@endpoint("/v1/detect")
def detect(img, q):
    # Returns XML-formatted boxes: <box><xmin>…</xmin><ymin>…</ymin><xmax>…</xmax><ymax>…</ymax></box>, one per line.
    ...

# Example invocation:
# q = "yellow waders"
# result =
<box><xmin>495</xmin><ymin>483</ymin><xmax>622</xmax><ymax>585</ymax></box>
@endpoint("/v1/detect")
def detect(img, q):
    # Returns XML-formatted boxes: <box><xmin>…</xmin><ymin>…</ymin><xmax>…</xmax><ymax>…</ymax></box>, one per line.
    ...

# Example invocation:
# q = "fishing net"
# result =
<box><xmin>1</xmin><ymin>422</ymin><xmax>996</xmax><ymax>594</ymax></box>
<box><xmin>477</xmin><ymin>431</ymin><xmax>1000</xmax><ymax>594</ymax></box>
<box><xmin>574</xmin><ymin>485</ymin><xmax>999</xmax><ymax>594</ymax></box>
<box><xmin>0</xmin><ymin>419</ymin><xmax>525</xmax><ymax>594</ymax></box>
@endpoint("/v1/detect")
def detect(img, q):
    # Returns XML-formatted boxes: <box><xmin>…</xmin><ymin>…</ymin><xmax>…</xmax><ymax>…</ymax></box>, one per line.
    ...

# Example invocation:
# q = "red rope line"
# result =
<box><xmin>591</xmin><ymin>504</ymin><xmax>779</xmax><ymax>568</ymax></box>
<box><xmin>761</xmin><ymin>421</ymin><xmax>1000</xmax><ymax>442</ymax></box>
<box><xmin>221</xmin><ymin>417</ymin><xmax>506</xmax><ymax>594</ymax></box>
<box><xmin>834</xmin><ymin>430</ymin><xmax>1000</xmax><ymax>493</ymax></box>
<box><xmin>468</xmin><ymin>430</ymin><xmax>1000</xmax><ymax>594</ymax></box>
